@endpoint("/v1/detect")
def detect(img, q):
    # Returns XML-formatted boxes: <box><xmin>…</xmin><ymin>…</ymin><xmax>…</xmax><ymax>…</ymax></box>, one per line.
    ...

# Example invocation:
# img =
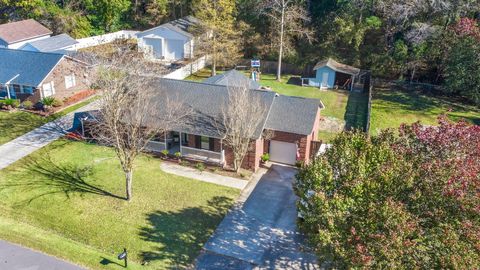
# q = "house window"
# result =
<box><xmin>65</xmin><ymin>74</ymin><xmax>76</xmax><ymax>89</ymax></box>
<box><xmin>42</xmin><ymin>81</ymin><xmax>55</xmax><ymax>97</ymax></box>
<box><xmin>181</xmin><ymin>133</ymin><xmax>189</xmax><ymax>146</ymax></box>
<box><xmin>23</xmin><ymin>86</ymin><xmax>34</xmax><ymax>94</ymax></box>
<box><xmin>201</xmin><ymin>136</ymin><xmax>210</xmax><ymax>150</ymax></box>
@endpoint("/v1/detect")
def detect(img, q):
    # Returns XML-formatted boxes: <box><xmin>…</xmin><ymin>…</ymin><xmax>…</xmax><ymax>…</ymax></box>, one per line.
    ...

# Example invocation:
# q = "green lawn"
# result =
<box><xmin>186</xmin><ymin>69</ymin><xmax>369</xmax><ymax>142</ymax></box>
<box><xmin>370</xmin><ymin>86</ymin><xmax>480</xmax><ymax>134</ymax></box>
<box><xmin>0</xmin><ymin>96</ymin><xmax>97</xmax><ymax>145</ymax></box>
<box><xmin>0</xmin><ymin>140</ymin><xmax>239</xmax><ymax>269</ymax></box>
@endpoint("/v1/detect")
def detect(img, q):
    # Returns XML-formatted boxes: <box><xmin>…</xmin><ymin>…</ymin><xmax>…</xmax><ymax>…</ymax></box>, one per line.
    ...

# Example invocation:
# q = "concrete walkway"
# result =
<box><xmin>160</xmin><ymin>162</ymin><xmax>249</xmax><ymax>189</ymax></box>
<box><xmin>195</xmin><ymin>164</ymin><xmax>319</xmax><ymax>270</ymax></box>
<box><xmin>0</xmin><ymin>101</ymin><xmax>99</xmax><ymax>170</ymax></box>
<box><xmin>0</xmin><ymin>240</ymin><xmax>84</xmax><ymax>270</ymax></box>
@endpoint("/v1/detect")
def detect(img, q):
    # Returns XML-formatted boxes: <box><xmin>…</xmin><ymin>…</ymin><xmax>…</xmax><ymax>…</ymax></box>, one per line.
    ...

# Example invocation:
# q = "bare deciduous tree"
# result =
<box><xmin>91</xmin><ymin>50</ymin><xmax>191</xmax><ymax>201</ymax></box>
<box><xmin>259</xmin><ymin>0</ymin><xmax>314</xmax><ymax>81</ymax></box>
<box><xmin>219</xmin><ymin>82</ymin><xmax>267</xmax><ymax>172</ymax></box>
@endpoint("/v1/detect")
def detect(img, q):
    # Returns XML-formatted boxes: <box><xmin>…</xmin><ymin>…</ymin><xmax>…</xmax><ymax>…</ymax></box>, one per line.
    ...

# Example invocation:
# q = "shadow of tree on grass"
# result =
<box><xmin>0</xmin><ymin>154</ymin><xmax>124</xmax><ymax>205</ymax></box>
<box><xmin>138</xmin><ymin>196</ymin><xmax>234</xmax><ymax>269</ymax></box>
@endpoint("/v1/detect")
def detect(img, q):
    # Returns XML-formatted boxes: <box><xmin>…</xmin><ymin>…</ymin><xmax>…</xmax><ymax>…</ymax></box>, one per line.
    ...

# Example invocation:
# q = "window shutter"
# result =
<box><xmin>209</xmin><ymin>138</ymin><xmax>215</xmax><ymax>151</ymax></box>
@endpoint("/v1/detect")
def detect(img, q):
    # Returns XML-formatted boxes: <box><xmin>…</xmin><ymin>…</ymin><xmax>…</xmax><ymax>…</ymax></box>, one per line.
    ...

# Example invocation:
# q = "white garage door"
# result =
<box><xmin>269</xmin><ymin>140</ymin><xmax>297</xmax><ymax>165</ymax></box>
<box><xmin>165</xmin><ymin>39</ymin><xmax>184</xmax><ymax>60</ymax></box>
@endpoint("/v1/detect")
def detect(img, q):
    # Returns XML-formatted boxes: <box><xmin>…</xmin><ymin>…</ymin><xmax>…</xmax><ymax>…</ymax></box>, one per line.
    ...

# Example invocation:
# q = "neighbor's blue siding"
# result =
<box><xmin>315</xmin><ymin>66</ymin><xmax>336</xmax><ymax>88</ymax></box>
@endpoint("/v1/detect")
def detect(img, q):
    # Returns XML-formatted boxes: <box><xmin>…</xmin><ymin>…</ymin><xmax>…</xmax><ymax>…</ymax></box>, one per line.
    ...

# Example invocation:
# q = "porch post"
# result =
<box><xmin>220</xmin><ymin>139</ymin><xmax>225</xmax><ymax>165</ymax></box>
<box><xmin>179</xmin><ymin>132</ymin><xmax>183</xmax><ymax>155</ymax></box>
<box><xmin>164</xmin><ymin>132</ymin><xmax>167</xmax><ymax>152</ymax></box>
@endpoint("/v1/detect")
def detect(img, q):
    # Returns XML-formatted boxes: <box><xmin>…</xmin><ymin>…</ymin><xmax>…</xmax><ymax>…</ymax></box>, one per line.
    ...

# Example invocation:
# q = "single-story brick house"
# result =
<box><xmin>0</xmin><ymin>19</ymin><xmax>52</xmax><ymax>49</ymax></box>
<box><xmin>136</xmin><ymin>16</ymin><xmax>199</xmax><ymax>61</ymax></box>
<box><xmin>82</xmin><ymin>74</ymin><xmax>322</xmax><ymax>171</ymax></box>
<box><xmin>0</xmin><ymin>48</ymin><xmax>90</xmax><ymax>103</ymax></box>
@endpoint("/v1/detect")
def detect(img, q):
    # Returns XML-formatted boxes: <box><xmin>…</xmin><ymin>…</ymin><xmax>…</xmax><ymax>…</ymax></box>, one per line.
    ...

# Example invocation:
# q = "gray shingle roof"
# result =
<box><xmin>146</xmin><ymin>78</ymin><xmax>321</xmax><ymax>138</ymax></box>
<box><xmin>203</xmin><ymin>70</ymin><xmax>261</xmax><ymax>89</ymax></box>
<box><xmin>265</xmin><ymin>95</ymin><xmax>322</xmax><ymax>135</ymax></box>
<box><xmin>151</xmin><ymin>79</ymin><xmax>276</xmax><ymax>138</ymax></box>
<box><xmin>313</xmin><ymin>58</ymin><xmax>360</xmax><ymax>75</ymax></box>
<box><xmin>0</xmin><ymin>19</ymin><xmax>52</xmax><ymax>44</ymax></box>
<box><xmin>138</xmin><ymin>16</ymin><xmax>199</xmax><ymax>38</ymax></box>
<box><xmin>25</xmin><ymin>33</ymin><xmax>78</xmax><ymax>52</ymax></box>
<box><xmin>0</xmin><ymin>48</ymin><xmax>64</xmax><ymax>87</ymax></box>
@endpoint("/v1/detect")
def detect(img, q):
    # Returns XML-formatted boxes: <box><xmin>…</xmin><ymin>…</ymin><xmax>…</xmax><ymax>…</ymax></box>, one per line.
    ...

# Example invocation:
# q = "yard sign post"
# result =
<box><xmin>251</xmin><ymin>59</ymin><xmax>261</xmax><ymax>81</ymax></box>
<box><xmin>118</xmin><ymin>248</ymin><xmax>127</xmax><ymax>268</ymax></box>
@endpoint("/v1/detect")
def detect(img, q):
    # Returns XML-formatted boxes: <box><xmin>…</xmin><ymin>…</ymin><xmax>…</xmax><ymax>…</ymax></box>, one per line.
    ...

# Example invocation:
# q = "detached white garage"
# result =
<box><xmin>136</xmin><ymin>16</ymin><xmax>198</xmax><ymax>61</ymax></box>
<box><xmin>269</xmin><ymin>140</ymin><xmax>298</xmax><ymax>165</ymax></box>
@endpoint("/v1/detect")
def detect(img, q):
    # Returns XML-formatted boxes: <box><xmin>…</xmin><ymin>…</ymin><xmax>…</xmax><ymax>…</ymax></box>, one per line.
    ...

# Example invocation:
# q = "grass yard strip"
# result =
<box><xmin>0</xmin><ymin>140</ymin><xmax>239</xmax><ymax>269</ymax></box>
<box><xmin>0</xmin><ymin>215</ymin><xmax>144</xmax><ymax>269</ymax></box>
<box><xmin>370</xmin><ymin>87</ymin><xmax>480</xmax><ymax>134</ymax></box>
<box><xmin>0</xmin><ymin>96</ymin><xmax>97</xmax><ymax>146</ymax></box>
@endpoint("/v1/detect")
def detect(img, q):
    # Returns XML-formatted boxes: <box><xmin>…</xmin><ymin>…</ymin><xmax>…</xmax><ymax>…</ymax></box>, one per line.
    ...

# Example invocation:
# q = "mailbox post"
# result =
<box><xmin>118</xmin><ymin>248</ymin><xmax>127</xmax><ymax>268</ymax></box>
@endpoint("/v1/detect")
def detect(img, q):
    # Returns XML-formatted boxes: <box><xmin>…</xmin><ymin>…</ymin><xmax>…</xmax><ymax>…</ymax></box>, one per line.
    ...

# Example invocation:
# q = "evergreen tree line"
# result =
<box><xmin>0</xmin><ymin>0</ymin><xmax>479</xmax><ymax>104</ymax></box>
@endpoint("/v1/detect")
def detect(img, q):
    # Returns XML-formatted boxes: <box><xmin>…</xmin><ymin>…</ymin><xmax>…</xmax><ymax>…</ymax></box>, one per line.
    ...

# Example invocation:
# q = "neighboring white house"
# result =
<box><xmin>136</xmin><ymin>16</ymin><xmax>199</xmax><ymax>61</ymax></box>
<box><xmin>19</xmin><ymin>33</ymin><xmax>78</xmax><ymax>54</ymax></box>
<box><xmin>0</xmin><ymin>19</ymin><xmax>52</xmax><ymax>49</ymax></box>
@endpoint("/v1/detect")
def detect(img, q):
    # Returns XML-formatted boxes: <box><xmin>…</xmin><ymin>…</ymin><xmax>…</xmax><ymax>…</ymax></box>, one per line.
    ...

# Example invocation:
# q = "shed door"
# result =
<box><xmin>165</xmin><ymin>39</ymin><xmax>184</xmax><ymax>60</ymax></box>
<box><xmin>321</xmin><ymin>72</ymin><xmax>329</xmax><ymax>87</ymax></box>
<box><xmin>269</xmin><ymin>140</ymin><xmax>297</xmax><ymax>165</ymax></box>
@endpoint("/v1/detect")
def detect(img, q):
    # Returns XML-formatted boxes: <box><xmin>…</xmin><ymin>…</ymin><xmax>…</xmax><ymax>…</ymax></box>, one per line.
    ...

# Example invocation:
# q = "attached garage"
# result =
<box><xmin>269</xmin><ymin>140</ymin><xmax>297</xmax><ymax>165</ymax></box>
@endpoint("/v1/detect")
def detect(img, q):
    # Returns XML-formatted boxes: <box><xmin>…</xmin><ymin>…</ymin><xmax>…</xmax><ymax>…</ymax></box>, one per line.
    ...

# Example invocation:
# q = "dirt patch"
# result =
<box><xmin>319</xmin><ymin>116</ymin><xmax>345</xmax><ymax>133</ymax></box>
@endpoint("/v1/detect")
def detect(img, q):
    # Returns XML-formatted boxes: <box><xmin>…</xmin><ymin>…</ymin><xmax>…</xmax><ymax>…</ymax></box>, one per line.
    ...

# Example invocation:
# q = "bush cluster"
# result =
<box><xmin>295</xmin><ymin>117</ymin><xmax>480</xmax><ymax>268</ymax></box>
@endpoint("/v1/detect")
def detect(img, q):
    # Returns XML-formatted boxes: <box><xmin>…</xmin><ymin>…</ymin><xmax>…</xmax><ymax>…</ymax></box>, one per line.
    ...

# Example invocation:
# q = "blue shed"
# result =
<box><xmin>306</xmin><ymin>58</ymin><xmax>360</xmax><ymax>90</ymax></box>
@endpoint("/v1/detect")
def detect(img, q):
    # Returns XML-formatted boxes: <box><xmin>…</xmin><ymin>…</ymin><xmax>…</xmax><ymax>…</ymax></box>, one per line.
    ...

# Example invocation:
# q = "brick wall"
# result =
<box><xmin>36</xmin><ymin>58</ymin><xmax>89</xmax><ymax>103</ymax></box>
<box><xmin>224</xmin><ymin>138</ymin><xmax>263</xmax><ymax>172</ymax></box>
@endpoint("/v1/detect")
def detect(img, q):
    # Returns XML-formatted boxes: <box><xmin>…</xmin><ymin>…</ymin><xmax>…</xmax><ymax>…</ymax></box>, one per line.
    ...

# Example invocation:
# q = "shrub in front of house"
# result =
<box><xmin>195</xmin><ymin>162</ymin><xmax>205</xmax><ymax>172</ymax></box>
<box><xmin>260</xmin><ymin>153</ymin><xmax>270</xmax><ymax>163</ymax></box>
<box><xmin>41</xmin><ymin>97</ymin><xmax>55</xmax><ymax>106</ymax></box>
<box><xmin>21</xmin><ymin>100</ymin><xmax>33</xmax><ymax>110</ymax></box>
<box><xmin>295</xmin><ymin>117</ymin><xmax>480</xmax><ymax>269</ymax></box>
<box><xmin>160</xmin><ymin>149</ymin><xmax>169</xmax><ymax>157</ymax></box>
<box><xmin>1</xmin><ymin>98</ymin><xmax>20</xmax><ymax>109</ymax></box>
<box><xmin>52</xmin><ymin>98</ymin><xmax>63</xmax><ymax>107</ymax></box>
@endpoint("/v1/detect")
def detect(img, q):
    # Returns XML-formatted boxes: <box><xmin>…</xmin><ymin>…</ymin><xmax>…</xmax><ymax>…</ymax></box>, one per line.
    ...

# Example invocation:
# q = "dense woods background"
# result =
<box><xmin>1</xmin><ymin>0</ymin><xmax>479</xmax><ymax>104</ymax></box>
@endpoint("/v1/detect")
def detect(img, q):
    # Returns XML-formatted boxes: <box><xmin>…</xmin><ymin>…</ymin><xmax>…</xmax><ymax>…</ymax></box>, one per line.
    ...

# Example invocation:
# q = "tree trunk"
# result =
<box><xmin>276</xmin><ymin>3</ymin><xmax>285</xmax><ymax>82</ymax></box>
<box><xmin>212</xmin><ymin>34</ymin><xmax>217</xmax><ymax>76</ymax></box>
<box><xmin>125</xmin><ymin>170</ymin><xmax>133</xmax><ymax>201</ymax></box>
<box><xmin>410</xmin><ymin>65</ymin><xmax>416</xmax><ymax>83</ymax></box>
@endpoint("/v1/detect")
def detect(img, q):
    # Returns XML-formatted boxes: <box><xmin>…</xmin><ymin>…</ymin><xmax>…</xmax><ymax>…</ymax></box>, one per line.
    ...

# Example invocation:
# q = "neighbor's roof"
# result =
<box><xmin>0</xmin><ymin>48</ymin><xmax>63</xmax><ymax>86</ymax></box>
<box><xmin>0</xmin><ymin>19</ymin><xmax>52</xmax><ymax>44</ymax></box>
<box><xmin>203</xmin><ymin>69</ymin><xmax>261</xmax><ymax>89</ymax></box>
<box><xmin>150</xmin><ymin>79</ymin><xmax>276</xmax><ymax>139</ymax></box>
<box><xmin>137</xmin><ymin>16</ymin><xmax>200</xmax><ymax>38</ymax></box>
<box><xmin>25</xmin><ymin>33</ymin><xmax>78</xmax><ymax>52</ymax></box>
<box><xmin>313</xmin><ymin>58</ymin><xmax>360</xmax><ymax>75</ymax></box>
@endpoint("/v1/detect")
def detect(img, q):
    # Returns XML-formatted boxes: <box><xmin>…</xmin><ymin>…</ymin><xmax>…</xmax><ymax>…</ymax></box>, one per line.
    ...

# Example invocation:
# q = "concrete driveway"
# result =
<box><xmin>195</xmin><ymin>164</ymin><xmax>319</xmax><ymax>270</ymax></box>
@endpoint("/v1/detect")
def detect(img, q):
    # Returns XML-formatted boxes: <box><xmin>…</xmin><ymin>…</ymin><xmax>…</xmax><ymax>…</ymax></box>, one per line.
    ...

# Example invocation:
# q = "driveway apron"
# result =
<box><xmin>195</xmin><ymin>164</ymin><xmax>319</xmax><ymax>270</ymax></box>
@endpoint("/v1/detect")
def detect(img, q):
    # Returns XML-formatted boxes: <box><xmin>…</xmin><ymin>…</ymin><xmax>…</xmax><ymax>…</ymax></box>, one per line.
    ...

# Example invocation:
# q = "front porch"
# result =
<box><xmin>146</xmin><ymin>131</ymin><xmax>225</xmax><ymax>165</ymax></box>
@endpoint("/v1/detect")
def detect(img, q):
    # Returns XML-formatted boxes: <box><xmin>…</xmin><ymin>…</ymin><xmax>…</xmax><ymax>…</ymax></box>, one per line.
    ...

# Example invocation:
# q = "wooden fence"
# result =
<box><xmin>237</xmin><ymin>59</ymin><xmax>315</xmax><ymax>77</ymax></box>
<box><xmin>364</xmin><ymin>72</ymin><xmax>373</xmax><ymax>134</ymax></box>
